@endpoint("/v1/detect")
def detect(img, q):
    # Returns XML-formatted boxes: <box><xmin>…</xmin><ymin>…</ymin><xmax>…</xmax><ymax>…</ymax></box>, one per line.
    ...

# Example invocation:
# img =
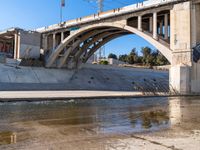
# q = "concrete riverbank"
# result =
<box><xmin>1</xmin><ymin>90</ymin><xmax>199</xmax><ymax>101</ymax></box>
<box><xmin>0</xmin><ymin>63</ymin><xmax>168</xmax><ymax>91</ymax></box>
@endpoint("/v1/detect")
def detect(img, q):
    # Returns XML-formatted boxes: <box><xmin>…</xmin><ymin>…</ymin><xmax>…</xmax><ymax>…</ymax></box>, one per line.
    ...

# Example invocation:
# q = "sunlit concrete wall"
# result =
<box><xmin>18</xmin><ymin>30</ymin><xmax>41</xmax><ymax>59</ymax></box>
<box><xmin>169</xmin><ymin>1</ymin><xmax>200</xmax><ymax>94</ymax></box>
<box><xmin>191</xmin><ymin>3</ymin><xmax>200</xmax><ymax>93</ymax></box>
<box><xmin>108</xmin><ymin>58</ymin><xmax>126</xmax><ymax>65</ymax></box>
<box><xmin>170</xmin><ymin>1</ymin><xmax>192</xmax><ymax>66</ymax></box>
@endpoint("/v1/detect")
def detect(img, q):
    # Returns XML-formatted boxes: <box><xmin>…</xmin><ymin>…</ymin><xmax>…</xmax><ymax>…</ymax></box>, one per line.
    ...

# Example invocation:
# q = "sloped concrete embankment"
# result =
<box><xmin>0</xmin><ymin>64</ymin><xmax>169</xmax><ymax>91</ymax></box>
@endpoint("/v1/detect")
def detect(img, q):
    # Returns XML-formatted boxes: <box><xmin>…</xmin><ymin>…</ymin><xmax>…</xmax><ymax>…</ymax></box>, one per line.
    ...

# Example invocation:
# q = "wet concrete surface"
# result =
<box><xmin>0</xmin><ymin>96</ymin><xmax>200</xmax><ymax>150</ymax></box>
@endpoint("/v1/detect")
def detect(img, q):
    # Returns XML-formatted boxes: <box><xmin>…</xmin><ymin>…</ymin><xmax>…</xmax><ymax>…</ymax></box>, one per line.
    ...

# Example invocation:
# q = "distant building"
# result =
<box><xmin>86</xmin><ymin>56</ymin><xmax>126</xmax><ymax>66</ymax></box>
<box><xmin>108</xmin><ymin>58</ymin><xmax>126</xmax><ymax>65</ymax></box>
<box><xmin>0</xmin><ymin>28</ymin><xmax>41</xmax><ymax>62</ymax></box>
<box><xmin>86</xmin><ymin>54</ymin><xmax>98</xmax><ymax>64</ymax></box>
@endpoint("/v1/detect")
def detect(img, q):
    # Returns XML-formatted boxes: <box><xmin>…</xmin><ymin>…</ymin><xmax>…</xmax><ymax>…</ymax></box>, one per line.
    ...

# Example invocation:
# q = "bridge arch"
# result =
<box><xmin>46</xmin><ymin>23</ymin><xmax>172</xmax><ymax>68</ymax></box>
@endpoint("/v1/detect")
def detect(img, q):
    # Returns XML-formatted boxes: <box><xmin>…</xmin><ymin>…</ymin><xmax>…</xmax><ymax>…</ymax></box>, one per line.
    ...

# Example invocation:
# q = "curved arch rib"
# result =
<box><xmin>46</xmin><ymin>23</ymin><xmax>172</xmax><ymax>68</ymax></box>
<box><xmin>65</xmin><ymin>31</ymin><xmax>128</xmax><ymax>68</ymax></box>
<box><xmin>58</xmin><ymin>30</ymin><xmax>126</xmax><ymax>68</ymax></box>
<box><xmin>46</xmin><ymin>27</ymin><xmax>115</xmax><ymax>67</ymax></box>
<box><xmin>83</xmin><ymin>33</ymin><xmax>129</xmax><ymax>63</ymax></box>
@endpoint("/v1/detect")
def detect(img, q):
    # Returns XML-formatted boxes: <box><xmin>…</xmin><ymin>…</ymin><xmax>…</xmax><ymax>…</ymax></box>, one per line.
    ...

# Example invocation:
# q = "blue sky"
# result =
<box><xmin>0</xmin><ymin>0</ymin><xmax>155</xmax><ymax>56</ymax></box>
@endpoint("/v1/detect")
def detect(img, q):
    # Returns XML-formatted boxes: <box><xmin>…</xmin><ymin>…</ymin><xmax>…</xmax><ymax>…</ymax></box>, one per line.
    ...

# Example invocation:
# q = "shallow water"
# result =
<box><xmin>0</xmin><ymin>96</ymin><xmax>200</xmax><ymax>149</ymax></box>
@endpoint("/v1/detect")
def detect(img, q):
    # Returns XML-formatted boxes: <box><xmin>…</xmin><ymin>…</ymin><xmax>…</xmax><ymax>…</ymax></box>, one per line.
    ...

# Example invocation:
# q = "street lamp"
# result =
<box><xmin>86</xmin><ymin>0</ymin><xmax>104</xmax><ymax>13</ymax></box>
<box><xmin>60</xmin><ymin>0</ymin><xmax>65</xmax><ymax>23</ymax></box>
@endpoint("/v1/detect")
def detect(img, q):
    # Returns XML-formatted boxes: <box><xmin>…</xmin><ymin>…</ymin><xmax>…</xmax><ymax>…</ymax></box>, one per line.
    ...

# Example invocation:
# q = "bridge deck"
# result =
<box><xmin>36</xmin><ymin>0</ymin><xmax>182</xmax><ymax>33</ymax></box>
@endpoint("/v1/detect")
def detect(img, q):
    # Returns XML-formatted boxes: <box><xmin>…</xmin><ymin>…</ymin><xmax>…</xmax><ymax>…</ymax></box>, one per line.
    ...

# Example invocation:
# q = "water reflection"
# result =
<box><xmin>0</xmin><ymin>96</ymin><xmax>200</xmax><ymax>148</ymax></box>
<box><xmin>169</xmin><ymin>96</ymin><xmax>200</xmax><ymax>128</ymax></box>
<box><xmin>0</xmin><ymin>131</ymin><xmax>16</xmax><ymax>145</ymax></box>
<box><xmin>132</xmin><ymin>110</ymin><xmax>169</xmax><ymax>129</ymax></box>
<box><xmin>169</xmin><ymin>97</ymin><xmax>181</xmax><ymax>125</ymax></box>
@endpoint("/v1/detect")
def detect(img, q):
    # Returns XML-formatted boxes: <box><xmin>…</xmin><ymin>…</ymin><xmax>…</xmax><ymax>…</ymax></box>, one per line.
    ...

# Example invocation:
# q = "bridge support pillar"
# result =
<box><xmin>169</xmin><ymin>1</ymin><xmax>200</xmax><ymax>94</ymax></box>
<box><xmin>44</xmin><ymin>35</ymin><xmax>48</xmax><ymax>50</ymax></box>
<box><xmin>153</xmin><ymin>12</ymin><xmax>158</xmax><ymax>39</ymax></box>
<box><xmin>61</xmin><ymin>32</ymin><xmax>64</xmax><ymax>41</ymax></box>
<box><xmin>14</xmin><ymin>32</ymin><xmax>20</xmax><ymax>59</ymax></box>
<box><xmin>164</xmin><ymin>14</ymin><xmax>168</xmax><ymax>40</ymax></box>
<box><xmin>159</xmin><ymin>21</ymin><xmax>163</xmax><ymax>35</ymax></box>
<box><xmin>149</xmin><ymin>17</ymin><xmax>153</xmax><ymax>33</ymax></box>
<box><xmin>169</xmin><ymin>1</ymin><xmax>192</xmax><ymax>94</ymax></box>
<box><xmin>53</xmin><ymin>33</ymin><xmax>56</xmax><ymax>49</ymax></box>
<box><xmin>138</xmin><ymin>16</ymin><xmax>142</xmax><ymax>31</ymax></box>
<box><xmin>170</xmin><ymin>64</ymin><xmax>191</xmax><ymax>94</ymax></box>
<box><xmin>190</xmin><ymin>2</ymin><xmax>200</xmax><ymax>93</ymax></box>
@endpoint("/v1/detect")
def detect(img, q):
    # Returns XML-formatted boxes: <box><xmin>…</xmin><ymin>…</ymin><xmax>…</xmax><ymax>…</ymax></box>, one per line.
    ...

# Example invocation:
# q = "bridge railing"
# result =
<box><xmin>36</xmin><ymin>0</ymin><xmax>179</xmax><ymax>33</ymax></box>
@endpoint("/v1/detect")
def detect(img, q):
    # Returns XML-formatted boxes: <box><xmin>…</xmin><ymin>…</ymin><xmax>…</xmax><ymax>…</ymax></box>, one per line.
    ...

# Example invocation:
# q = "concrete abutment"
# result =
<box><xmin>169</xmin><ymin>1</ymin><xmax>200</xmax><ymax>94</ymax></box>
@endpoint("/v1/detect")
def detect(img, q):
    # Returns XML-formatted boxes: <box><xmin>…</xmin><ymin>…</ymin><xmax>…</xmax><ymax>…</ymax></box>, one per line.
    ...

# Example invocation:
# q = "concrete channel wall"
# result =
<box><xmin>0</xmin><ymin>64</ymin><xmax>169</xmax><ymax>91</ymax></box>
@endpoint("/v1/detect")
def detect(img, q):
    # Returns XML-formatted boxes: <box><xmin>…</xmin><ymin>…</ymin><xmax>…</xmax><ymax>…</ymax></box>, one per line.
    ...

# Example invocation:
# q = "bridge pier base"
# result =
<box><xmin>170</xmin><ymin>64</ymin><xmax>191</xmax><ymax>94</ymax></box>
<box><xmin>191</xmin><ymin>63</ymin><xmax>200</xmax><ymax>93</ymax></box>
<box><xmin>170</xmin><ymin>63</ymin><xmax>200</xmax><ymax>94</ymax></box>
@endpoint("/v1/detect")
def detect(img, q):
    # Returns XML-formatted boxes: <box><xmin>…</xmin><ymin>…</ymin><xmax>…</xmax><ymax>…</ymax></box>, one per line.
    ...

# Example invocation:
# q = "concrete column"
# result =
<box><xmin>164</xmin><ymin>14</ymin><xmax>168</xmax><ymax>40</ymax></box>
<box><xmin>2</xmin><ymin>41</ymin><xmax>6</xmax><ymax>52</ymax></box>
<box><xmin>159</xmin><ymin>21</ymin><xmax>163</xmax><ymax>35</ymax></box>
<box><xmin>14</xmin><ymin>33</ymin><xmax>17</xmax><ymax>59</ymax></box>
<box><xmin>196</xmin><ymin>4</ymin><xmax>200</xmax><ymax>44</ymax></box>
<box><xmin>53</xmin><ymin>33</ymin><xmax>56</xmax><ymax>49</ymax></box>
<box><xmin>170</xmin><ymin>1</ymin><xmax>192</xmax><ymax>66</ymax></box>
<box><xmin>43</xmin><ymin>35</ymin><xmax>48</xmax><ymax>50</ymax></box>
<box><xmin>61</xmin><ymin>32</ymin><xmax>64</xmax><ymax>41</ymax></box>
<box><xmin>169</xmin><ymin>1</ymin><xmax>194</xmax><ymax>94</ymax></box>
<box><xmin>14</xmin><ymin>32</ymin><xmax>20</xmax><ymax>59</ymax></box>
<box><xmin>138</xmin><ymin>15</ymin><xmax>142</xmax><ymax>31</ymax></box>
<box><xmin>169</xmin><ymin>1</ymin><xmax>200</xmax><ymax>94</ymax></box>
<box><xmin>190</xmin><ymin>4</ymin><xmax>200</xmax><ymax>94</ymax></box>
<box><xmin>153</xmin><ymin>12</ymin><xmax>158</xmax><ymax>39</ymax></box>
<box><xmin>41</xmin><ymin>35</ymin><xmax>48</xmax><ymax>56</ymax></box>
<box><xmin>149</xmin><ymin>17</ymin><xmax>153</xmax><ymax>33</ymax></box>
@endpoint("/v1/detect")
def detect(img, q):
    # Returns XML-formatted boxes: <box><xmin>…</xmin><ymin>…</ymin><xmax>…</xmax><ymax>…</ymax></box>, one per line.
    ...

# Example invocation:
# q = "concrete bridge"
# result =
<box><xmin>0</xmin><ymin>0</ymin><xmax>199</xmax><ymax>94</ymax></box>
<box><xmin>36</xmin><ymin>0</ymin><xmax>200</xmax><ymax>94</ymax></box>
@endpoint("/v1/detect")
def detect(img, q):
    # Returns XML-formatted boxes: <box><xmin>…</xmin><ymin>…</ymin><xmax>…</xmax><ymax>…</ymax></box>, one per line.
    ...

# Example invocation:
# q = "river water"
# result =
<box><xmin>0</xmin><ymin>96</ymin><xmax>200</xmax><ymax>150</ymax></box>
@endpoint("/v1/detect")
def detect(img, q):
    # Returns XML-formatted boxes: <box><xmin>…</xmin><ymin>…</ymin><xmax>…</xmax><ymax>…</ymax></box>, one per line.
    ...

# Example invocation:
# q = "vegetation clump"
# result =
<box><xmin>19</xmin><ymin>58</ymin><xmax>44</xmax><ymax>67</ymax></box>
<box><xmin>109</xmin><ymin>46</ymin><xmax>169</xmax><ymax>67</ymax></box>
<box><xmin>99</xmin><ymin>60</ymin><xmax>109</xmax><ymax>65</ymax></box>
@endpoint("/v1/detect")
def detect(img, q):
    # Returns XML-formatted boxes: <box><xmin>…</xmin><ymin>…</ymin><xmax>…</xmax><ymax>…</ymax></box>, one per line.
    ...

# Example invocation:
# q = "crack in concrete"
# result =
<box><xmin>131</xmin><ymin>135</ymin><xmax>183</xmax><ymax>150</ymax></box>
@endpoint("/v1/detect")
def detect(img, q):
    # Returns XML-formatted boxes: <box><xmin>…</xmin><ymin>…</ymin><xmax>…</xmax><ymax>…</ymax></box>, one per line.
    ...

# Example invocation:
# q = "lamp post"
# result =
<box><xmin>60</xmin><ymin>0</ymin><xmax>65</xmax><ymax>23</ymax></box>
<box><xmin>97</xmin><ymin>0</ymin><xmax>103</xmax><ymax>13</ymax></box>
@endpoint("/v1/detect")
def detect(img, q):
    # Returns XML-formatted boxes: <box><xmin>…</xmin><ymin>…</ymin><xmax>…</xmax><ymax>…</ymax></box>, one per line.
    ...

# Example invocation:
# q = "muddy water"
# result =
<box><xmin>0</xmin><ymin>96</ymin><xmax>200</xmax><ymax>150</ymax></box>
